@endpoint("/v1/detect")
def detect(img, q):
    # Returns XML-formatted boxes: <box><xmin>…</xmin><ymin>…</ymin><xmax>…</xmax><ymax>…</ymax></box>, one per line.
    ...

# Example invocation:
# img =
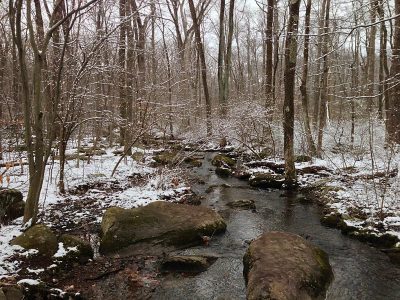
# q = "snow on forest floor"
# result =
<box><xmin>0</xmin><ymin>143</ymin><xmax>191</xmax><ymax>278</ymax></box>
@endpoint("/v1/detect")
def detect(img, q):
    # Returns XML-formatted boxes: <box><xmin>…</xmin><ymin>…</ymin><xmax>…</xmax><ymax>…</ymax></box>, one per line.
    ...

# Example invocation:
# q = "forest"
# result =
<box><xmin>0</xmin><ymin>0</ymin><xmax>400</xmax><ymax>299</ymax></box>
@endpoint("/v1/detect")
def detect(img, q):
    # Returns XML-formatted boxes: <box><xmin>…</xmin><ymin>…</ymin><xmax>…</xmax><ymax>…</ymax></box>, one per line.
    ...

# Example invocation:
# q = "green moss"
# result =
<box><xmin>211</xmin><ymin>154</ymin><xmax>235</xmax><ymax>168</ymax></box>
<box><xmin>153</xmin><ymin>151</ymin><xmax>178</xmax><ymax>165</ymax></box>
<box><xmin>11</xmin><ymin>224</ymin><xmax>57</xmax><ymax>256</ymax></box>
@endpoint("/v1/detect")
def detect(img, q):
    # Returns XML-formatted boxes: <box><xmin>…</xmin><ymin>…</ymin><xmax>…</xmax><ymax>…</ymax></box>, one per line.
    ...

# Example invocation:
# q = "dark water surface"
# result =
<box><xmin>152</xmin><ymin>154</ymin><xmax>400</xmax><ymax>300</ymax></box>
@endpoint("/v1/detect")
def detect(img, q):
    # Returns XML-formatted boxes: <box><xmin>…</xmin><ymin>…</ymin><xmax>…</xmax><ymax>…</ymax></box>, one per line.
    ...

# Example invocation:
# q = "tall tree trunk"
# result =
<box><xmin>388</xmin><ymin>0</ymin><xmax>400</xmax><ymax>143</ymax></box>
<box><xmin>317</xmin><ymin>0</ymin><xmax>331</xmax><ymax>156</ymax></box>
<box><xmin>283</xmin><ymin>0</ymin><xmax>301</xmax><ymax>188</ymax></box>
<box><xmin>188</xmin><ymin>0</ymin><xmax>212</xmax><ymax>136</ymax></box>
<box><xmin>313</xmin><ymin>0</ymin><xmax>327</xmax><ymax>126</ymax></box>
<box><xmin>377</xmin><ymin>0</ymin><xmax>389</xmax><ymax>121</ymax></box>
<box><xmin>367</xmin><ymin>0</ymin><xmax>378</xmax><ymax>112</ymax></box>
<box><xmin>299</xmin><ymin>0</ymin><xmax>316</xmax><ymax>156</ymax></box>
<box><xmin>222</xmin><ymin>0</ymin><xmax>235</xmax><ymax>115</ymax></box>
<box><xmin>265</xmin><ymin>0</ymin><xmax>274</xmax><ymax>110</ymax></box>
<box><xmin>118</xmin><ymin>0</ymin><xmax>127</xmax><ymax>146</ymax></box>
<box><xmin>217</xmin><ymin>0</ymin><xmax>226</xmax><ymax>115</ymax></box>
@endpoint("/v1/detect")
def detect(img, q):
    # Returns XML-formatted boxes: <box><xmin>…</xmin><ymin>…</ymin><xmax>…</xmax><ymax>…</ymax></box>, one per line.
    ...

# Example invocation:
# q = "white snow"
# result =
<box><xmin>17</xmin><ymin>278</ymin><xmax>41</xmax><ymax>285</ymax></box>
<box><xmin>53</xmin><ymin>242</ymin><xmax>78</xmax><ymax>258</ymax></box>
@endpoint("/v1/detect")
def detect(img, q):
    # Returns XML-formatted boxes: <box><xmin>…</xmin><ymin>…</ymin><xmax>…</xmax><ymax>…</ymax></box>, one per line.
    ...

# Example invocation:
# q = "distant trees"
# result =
<box><xmin>1</xmin><ymin>0</ymin><xmax>400</xmax><ymax>219</ymax></box>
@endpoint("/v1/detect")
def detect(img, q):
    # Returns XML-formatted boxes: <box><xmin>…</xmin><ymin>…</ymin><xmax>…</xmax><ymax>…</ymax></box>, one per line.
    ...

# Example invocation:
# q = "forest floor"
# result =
<box><xmin>0</xmin><ymin>128</ymin><xmax>400</xmax><ymax>296</ymax></box>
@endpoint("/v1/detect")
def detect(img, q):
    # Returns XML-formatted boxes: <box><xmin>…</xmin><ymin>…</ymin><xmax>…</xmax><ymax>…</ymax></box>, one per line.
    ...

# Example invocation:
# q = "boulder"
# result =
<box><xmin>0</xmin><ymin>189</ymin><xmax>25</xmax><ymax>224</ymax></box>
<box><xmin>58</xmin><ymin>234</ymin><xmax>94</xmax><ymax>264</ymax></box>
<box><xmin>0</xmin><ymin>284</ymin><xmax>23</xmax><ymax>300</ymax></box>
<box><xmin>249</xmin><ymin>173</ymin><xmax>285</xmax><ymax>189</ymax></box>
<box><xmin>211</xmin><ymin>154</ymin><xmax>235</xmax><ymax>168</ymax></box>
<box><xmin>227</xmin><ymin>200</ymin><xmax>256</xmax><ymax>210</ymax></box>
<box><xmin>243</xmin><ymin>231</ymin><xmax>333</xmax><ymax>300</ymax></box>
<box><xmin>161</xmin><ymin>255</ymin><xmax>218</xmax><ymax>273</ymax></box>
<box><xmin>215</xmin><ymin>167</ymin><xmax>232</xmax><ymax>177</ymax></box>
<box><xmin>11</xmin><ymin>224</ymin><xmax>58</xmax><ymax>257</ymax></box>
<box><xmin>153</xmin><ymin>151</ymin><xmax>178</xmax><ymax>165</ymax></box>
<box><xmin>295</xmin><ymin>155</ymin><xmax>312</xmax><ymax>163</ymax></box>
<box><xmin>99</xmin><ymin>201</ymin><xmax>226</xmax><ymax>254</ymax></box>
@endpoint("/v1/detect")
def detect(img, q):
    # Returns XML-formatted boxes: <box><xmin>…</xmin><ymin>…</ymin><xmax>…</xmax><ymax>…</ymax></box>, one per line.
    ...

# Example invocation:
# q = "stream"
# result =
<box><xmin>152</xmin><ymin>153</ymin><xmax>400</xmax><ymax>300</ymax></box>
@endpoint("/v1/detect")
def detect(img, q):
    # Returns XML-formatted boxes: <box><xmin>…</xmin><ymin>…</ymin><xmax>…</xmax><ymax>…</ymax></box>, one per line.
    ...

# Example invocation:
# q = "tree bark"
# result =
<box><xmin>299</xmin><ymin>0</ymin><xmax>316</xmax><ymax>156</ymax></box>
<box><xmin>188</xmin><ymin>0</ymin><xmax>212</xmax><ymax>136</ymax></box>
<box><xmin>283</xmin><ymin>0</ymin><xmax>301</xmax><ymax>187</ymax></box>
<box><xmin>388</xmin><ymin>0</ymin><xmax>400</xmax><ymax>143</ymax></box>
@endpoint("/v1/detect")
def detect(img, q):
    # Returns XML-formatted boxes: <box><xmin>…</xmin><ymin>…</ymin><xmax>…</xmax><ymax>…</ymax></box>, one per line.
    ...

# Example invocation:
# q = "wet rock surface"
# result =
<box><xmin>226</xmin><ymin>199</ymin><xmax>256</xmax><ymax>210</ymax></box>
<box><xmin>243</xmin><ymin>231</ymin><xmax>333</xmax><ymax>300</ymax></box>
<box><xmin>249</xmin><ymin>172</ymin><xmax>285</xmax><ymax>189</ymax></box>
<box><xmin>161</xmin><ymin>255</ymin><xmax>218</xmax><ymax>274</ymax></box>
<box><xmin>99</xmin><ymin>201</ymin><xmax>227</xmax><ymax>254</ymax></box>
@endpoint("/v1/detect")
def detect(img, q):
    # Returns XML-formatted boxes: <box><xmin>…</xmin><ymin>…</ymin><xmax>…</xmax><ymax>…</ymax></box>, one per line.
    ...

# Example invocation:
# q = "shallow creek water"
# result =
<box><xmin>152</xmin><ymin>153</ymin><xmax>400</xmax><ymax>300</ymax></box>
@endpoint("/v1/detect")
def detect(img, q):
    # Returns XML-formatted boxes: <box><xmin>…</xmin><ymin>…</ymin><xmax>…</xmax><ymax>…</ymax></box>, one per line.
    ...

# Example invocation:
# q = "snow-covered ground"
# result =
<box><xmin>0</xmin><ymin>144</ymin><xmax>190</xmax><ymax>279</ymax></box>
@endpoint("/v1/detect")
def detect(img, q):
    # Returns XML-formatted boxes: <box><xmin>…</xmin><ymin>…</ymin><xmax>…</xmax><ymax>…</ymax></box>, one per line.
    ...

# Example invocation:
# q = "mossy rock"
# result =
<box><xmin>11</xmin><ymin>225</ymin><xmax>58</xmax><ymax>257</ymax></box>
<box><xmin>249</xmin><ymin>173</ymin><xmax>285</xmax><ymax>189</ymax></box>
<box><xmin>243</xmin><ymin>231</ymin><xmax>333</xmax><ymax>300</ymax></box>
<box><xmin>132</xmin><ymin>151</ymin><xmax>145</xmax><ymax>162</ymax></box>
<box><xmin>0</xmin><ymin>188</ymin><xmax>25</xmax><ymax>224</ymax></box>
<box><xmin>58</xmin><ymin>234</ymin><xmax>94</xmax><ymax>264</ymax></box>
<box><xmin>211</xmin><ymin>154</ymin><xmax>235</xmax><ymax>168</ymax></box>
<box><xmin>162</xmin><ymin>255</ymin><xmax>218</xmax><ymax>273</ymax></box>
<box><xmin>227</xmin><ymin>200</ymin><xmax>256</xmax><ymax>210</ymax></box>
<box><xmin>348</xmin><ymin>231</ymin><xmax>399</xmax><ymax>248</ymax></box>
<box><xmin>320</xmin><ymin>213</ymin><xmax>344</xmax><ymax>228</ymax></box>
<box><xmin>99</xmin><ymin>201</ymin><xmax>227</xmax><ymax>254</ymax></box>
<box><xmin>215</xmin><ymin>167</ymin><xmax>232</xmax><ymax>177</ymax></box>
<box><xmin>153</xmin><ymin>151</ymin><xmax>178</xmax><ymax>165</ymax></box>
<box><xmin>0</xmin><ymin>284</ymin><xmax>23</xmax><ymax>300</ymax></box>
<box><xmin>295</xmin><ymin>155</ymin><xmax>312</xmax><ymax>163</ymax></box>
<box><xmin>258</xmin><ymin>147</ymin><xmax>274</xmax><ymax>159</ymax></box>
<box><xmin>183</xmin><ymin>157</ymin><xmax>202</xmax><ymax>167</ymax></box>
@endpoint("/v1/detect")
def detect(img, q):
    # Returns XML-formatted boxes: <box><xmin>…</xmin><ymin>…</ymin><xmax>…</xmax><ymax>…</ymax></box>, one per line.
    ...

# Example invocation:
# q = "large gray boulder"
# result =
<box><xmin>99</xmin><ymin>201</ymin><xmax>226</xmax><ymax>254</ymax></box>
<box><xmin>243</xmin><ymin>231</ymin><xmax>333</xmax><ymax>300</ymax></box>
<box><xmin>0</xmin><ymin>189</ymin><xmax>24</xmax><ymax>224</ymax></box>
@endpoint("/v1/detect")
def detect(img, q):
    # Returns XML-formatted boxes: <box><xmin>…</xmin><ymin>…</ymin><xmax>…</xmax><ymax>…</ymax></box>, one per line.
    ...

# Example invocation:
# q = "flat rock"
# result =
<box><xmin>243</xmin><ymin>231</ymin><xmax>333</xmax><ymax>300</ymax></box>
<box><xmin>162</xmin><ymin>255</ymin><xmax>218</xmax><ymax>273</ymax></box>
<box><xmin>226</xmin><ymin>200</ymin><xmax>256</xmax><ymax>210</ymax></box>
<box><xmin>249</xmin><ymin>173</ymin><xmax>284</xmax><ymax>189</ymax></box>
<box><xmin>99</xmin><ymin>201</ymin><xmax>226</xmax><ymax>254</ymax></box>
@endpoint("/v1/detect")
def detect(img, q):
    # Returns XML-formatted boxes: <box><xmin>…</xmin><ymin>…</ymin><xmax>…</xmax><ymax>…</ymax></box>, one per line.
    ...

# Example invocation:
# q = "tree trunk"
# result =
<box><xmin>265</xmin><ymin>0</ymin><xmax>274</xmax><ymax>110</ymax></box>
<box><xmin>317</xmin><ymin>0</ymin><xmax>331</xmax><ymax>156</ymax></box>
<box><xmin>299</xmin><ymin>0</ymin><xmax>316</xmax><ymax>156</ymax></box>
<box><xmin>283</xmin><ymin>0</ymin><xmax>301</xmax><ymax>188</ymax></box>
<box><xmin>217</xmin><ymin>0</ymin><xmax>226</xmax><ymax>115</ymax></box>
<box><xmin>188</xmin><ymin>0</ymin><xmax>212</xmax><ymax>136</ymax></box>
<box><xmin>387</xmin><ymin>0</ymin><xmax>400</xmax><ymax>143</ymax></box>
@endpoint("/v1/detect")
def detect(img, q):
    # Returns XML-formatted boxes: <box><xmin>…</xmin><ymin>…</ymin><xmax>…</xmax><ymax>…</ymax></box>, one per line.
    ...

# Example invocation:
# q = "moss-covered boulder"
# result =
<box><xmin>215</xmin><ymin>167</ymin><xmax>232</xmax><ymax>177</ymax></box>
<box><xmin>295</xmin><ymin>155</ymin><xmax>312</xmax><ymax>163</ymax></box>
<box><xmin>11</xmin><ymin>225</ymin><xmax>58</xmax><ymax>257</ymax></box>
<box><xmin>211</xmin><ymin>154</ymin><xmax>235</xmax><ymax>168</ymax></box>
<box><xmin>153</xmin><ymin>151</ymin><xmax>178</xmax><ymax>165</ymax></box>
<box><xmin>58</xmin><ymin>234</ymin><xmax>94</xmax><ymax>264</ymax></box>
<box><xmin>321</xmin><ymin>213</ymin><xmax>345</xmax><ymax>228</ymax></box>
<box><xmin>249</xmin><ymin>173</ymin><xmax>285</xmax><ymax>189</ymax></box>
<box><xmin>99</xmin><ymin>201</ymin><xmax>226</xmax><ymax>254</ymax></box>
<box><xmin>0</xmin><ymin>284</ymin><xmax>23</xmax><ymax>300</ymax></box>
<box><xmin>0</xmin><ymin>188</ymin><xmax>25</xmax><ymax>224</ymax></box>
<box><xmin>243</xmin><ymin>231</ymin><xmax>333</xmax><ymax>300</ymax></box>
